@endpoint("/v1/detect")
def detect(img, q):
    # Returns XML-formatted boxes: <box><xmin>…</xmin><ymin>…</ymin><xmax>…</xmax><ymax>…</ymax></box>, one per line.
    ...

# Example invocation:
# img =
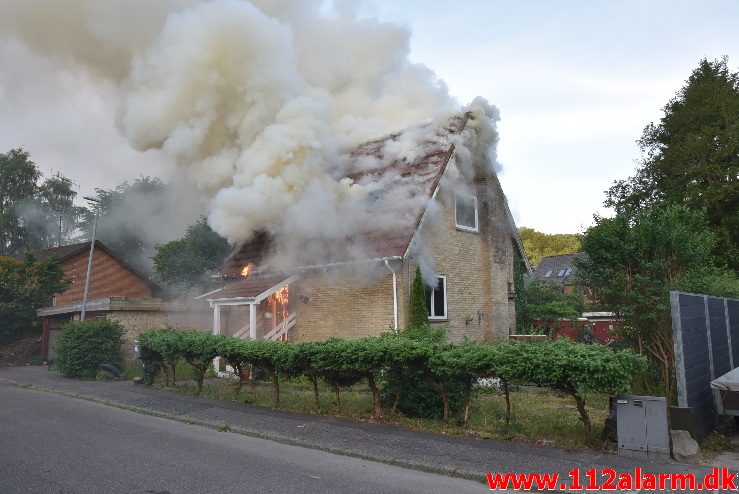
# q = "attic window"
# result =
<box><xmin>545</xmin><ymin>270</ymin><xmax>553</xmax><ymax>278</ymax></box>
<box><xmin>564</xmin><ymin>268</ymin><xmax>573</xmax><ymax>276</ymax></box>
<box><xmin>455</xmin><ymin>194</ymin><xmax>478</xmax><ymax>232</ymax></box>
<box><xmin>558</xmin><ymin>269</ymin><xmax>566</xmax><ymax>277</ymax></box>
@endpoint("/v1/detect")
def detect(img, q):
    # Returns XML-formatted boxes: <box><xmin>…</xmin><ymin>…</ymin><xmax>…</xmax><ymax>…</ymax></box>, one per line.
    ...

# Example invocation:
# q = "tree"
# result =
<box><xmin>408</xmin><ymin>266</ymin><xmax>429</xmax><ymax>328</ymax></box>
<box><xmin>1</xmin><ymin>149</ymin><xmax>81</xmax><ymax>255</ymax></box>
<box><xmin>518</xmin><ymin>227</ymin><xmax>581</xmax><ymax>266</ymax></box>
<box><xmin>21</xmin><ymin>173</ymin><xmax>81</xmax><ymax>251</ymax></box>
<box><xmin>152</xmin><ymin>217</ymin><xmax>230</xmax><ymax>291</ymax></box>
<box><xmin>0</xmin><ymin>149</ymin><xmax>41</xmax><ymax>256</ymax></box>
<box><xmin>606</xmin><ymin>57</ymin><xmax>739</xmax><ymax>270</ymax></box>
<box><xmin>577</xmin><ymin>203</ymin><xmax>739</xmax><ymax>398</ymax></box>
<box><xmin>517</xmin><ymin>279</ymin><xmax>585</xmax><ymax>330</ymax></box>
<box><xmin>0</xmin><ymin>254</ymin><xmax>70</xmax><ymax>344</ymax></box>
<box><xmin>79</xmin><ymin>176</ymin><xmax>201</xmax><ymax>274</ymax></box>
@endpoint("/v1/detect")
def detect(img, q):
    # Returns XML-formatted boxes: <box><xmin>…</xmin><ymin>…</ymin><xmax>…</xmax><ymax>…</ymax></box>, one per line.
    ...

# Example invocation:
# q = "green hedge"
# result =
<box><xmin>54</xmin><ymin>320</ymin><xmax>124</xmax><ymax>378</ymax></box>
<box><xmin>137</xmin><ymin>328</ymin><xmax>646</xmax><ymax>434</ymax></box>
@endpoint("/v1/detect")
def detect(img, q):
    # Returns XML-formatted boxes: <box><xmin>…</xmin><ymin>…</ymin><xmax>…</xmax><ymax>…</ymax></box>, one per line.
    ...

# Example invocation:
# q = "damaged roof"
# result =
<box><xmin>208</xmin><ymin>273</ymin><xmax>295</xmax><ymax>302</ymax></box>
<box><xmin>220</xmin><ymin>114</ymin><xmax>469</xmax><ymax>278</ymax></box>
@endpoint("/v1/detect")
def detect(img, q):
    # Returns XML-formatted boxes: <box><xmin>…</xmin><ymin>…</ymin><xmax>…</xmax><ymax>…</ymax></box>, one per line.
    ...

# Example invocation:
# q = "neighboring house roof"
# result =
<box><xmin>37</xmin><ymin>296</ymin><xmax>207</xmax><ymax>317</ymax></box>
<box><xmin>530</xmin><ymin>253</ymin><xmax>587</xmax><ymax>286</ymax></box>
<box><xmin>30</xmin><ymin>240</ymin><xmax>159</xmax><ymax>291</ymax></box>
<box><xmin>221</xmin><ymin>112</ymin><xmax>527</xmax><ymax>278</ymax></box>
<box><xmin>28</xmin><ymin>241</ymin><xmax>93</xmax><ymax>262</ymax></box>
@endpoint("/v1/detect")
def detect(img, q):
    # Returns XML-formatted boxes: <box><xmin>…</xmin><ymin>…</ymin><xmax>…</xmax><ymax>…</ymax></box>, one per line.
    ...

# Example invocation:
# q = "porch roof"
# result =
<box><xmin>207</xmin><ymin>274</ymin><xmax>297</xmax><ymax>305</ymax></box>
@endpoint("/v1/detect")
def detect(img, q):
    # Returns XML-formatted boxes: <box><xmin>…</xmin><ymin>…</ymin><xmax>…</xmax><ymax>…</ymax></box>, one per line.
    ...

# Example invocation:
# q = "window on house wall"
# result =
<box><xmin>557</xmin><ymin>269</ymin><xmax>566</xmax><ymax>277</ymax></box>
<box><xmin>425</xmin><ymin>275</ymin><xmax>447</xmax><ymax>320</ymax></box>
<box><xmin>545</xmin><ymin>270</ymin><xmax>553</xmax><ymax>278</ymax></box>
<box><xmin>455</xmin><ymin>194</ymin><xmax>478</xmax><ymax>232</ymax></box>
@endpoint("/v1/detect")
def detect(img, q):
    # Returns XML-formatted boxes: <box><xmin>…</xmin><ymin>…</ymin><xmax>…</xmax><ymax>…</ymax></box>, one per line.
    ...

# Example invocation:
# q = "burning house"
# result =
<box><xmin>203</xmin><ymin>110</ymin><xmax>530</xmax><ymax>343</ymax></box>
<box><xmin>2</xmin><ymin>1</ymin><xmax>530</xmax><ymax>345</ymax></box>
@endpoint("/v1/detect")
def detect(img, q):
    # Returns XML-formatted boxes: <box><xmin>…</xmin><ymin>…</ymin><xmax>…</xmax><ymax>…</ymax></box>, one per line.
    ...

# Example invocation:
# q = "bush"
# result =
<box><xmin>179</xmin><ymin>331</ymin><xmax>221</xmax><ymax>395</ymax></box>
<box><xmin>138</xmin><ymin>328</ymin><xmax>184</xmax><ymax>385</ymax></box>
<box><xmin>136</xmin><ymin>328</ymin><xmax>646</xmax><ymax>436</ymax></box>
<box><xmin>54</xmin><ymin>320</ymin><xmax>124</xmax><ymax>378</ymax></box>
<box><xmin>380</xmin><ymin>326</ymin><xmax>466</xmax><ymax>422</ymax></box>
<box><xmin>488</xmin><ymin>339</ymin><xmax>647</xmax><ymax>433</ymax></box>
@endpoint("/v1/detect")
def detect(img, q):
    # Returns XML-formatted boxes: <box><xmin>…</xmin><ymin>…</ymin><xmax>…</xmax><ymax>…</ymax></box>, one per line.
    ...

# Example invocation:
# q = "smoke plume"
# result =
<box><xmin>0</xmin><ymin>0</ymin><xmax>501</xmax><ymax>271</ymax></box>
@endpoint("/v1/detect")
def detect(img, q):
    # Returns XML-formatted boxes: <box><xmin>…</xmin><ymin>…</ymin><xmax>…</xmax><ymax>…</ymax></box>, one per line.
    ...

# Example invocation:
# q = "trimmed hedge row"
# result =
<box><xmin>138</xmin><ymin>329</ymin><xmax>646</xmax><ymax>434</ymax></box>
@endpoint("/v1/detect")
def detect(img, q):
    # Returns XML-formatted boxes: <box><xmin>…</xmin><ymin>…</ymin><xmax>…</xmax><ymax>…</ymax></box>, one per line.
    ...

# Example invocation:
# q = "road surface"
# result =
<box><xmin>0</xmin><ymin>384</ymin><xmax>484</xmax><ymax>493</ymax></box>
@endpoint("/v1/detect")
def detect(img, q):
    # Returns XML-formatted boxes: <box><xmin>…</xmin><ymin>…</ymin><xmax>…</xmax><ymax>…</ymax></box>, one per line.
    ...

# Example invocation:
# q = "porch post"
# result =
<box><xmin>212</xmin><ymin>304</ymin><xmax>221</xmax><ymax>374</ymax></box>
<box><xmin>212</xmin><ymin>304</ymin><xmax>221</xmax><ymax>335</ymax></box>
<box><xmin>250</xmin><ymin>303</ymin><xmax>257</xmax><ymax>340</ymax></box>
<box><xmin>41</xmin><ymin>317</ymin><xmax>50</xmax><ymax>361</ymax></box>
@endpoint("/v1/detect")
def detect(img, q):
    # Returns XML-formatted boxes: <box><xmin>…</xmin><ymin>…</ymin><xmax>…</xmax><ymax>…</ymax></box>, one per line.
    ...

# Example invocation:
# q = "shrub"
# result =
<box><xmin>135</xmin><ymin>328</ymin><xmax>646</xmax><ymax>437</ymax></box>
<box><xmin>430</xmin><ymin>341</ymin><xmax>498</xmax><ymax>426</ymax></box>
<box><xmin>138</xmin><ymin>329</ymin><xmax>184</xmax><ymax>385</ymax></box>
<box><xmin>179</xmin><ymin>331</ymin><xmax>221</xmax><ymax>395</ymax></box>
<box><xmin>277</xmin><ymin>342</ymin><xmax>323</xmax><ymax>409</ymax></box>
<box><xmin>311</xmin><ymin>338</ymin><xmax>366</xmax><ymax>414</ymax></box>
<box><xmin>54</xmin><ymin>320</ymin><xmax>124</xmax><ymax>378</ymax></box>
<box><xmin>490</xmin><ymin>339</ymin><xmax>647</xmax><ymax>433</ymax></box>
<box><xmin>380</xmin><ymin>326</ymin><xmax>466</xmax><ymax>422</ymax></box>
<box><xmin>233</xmin><ymin>338</ymin><xmax>291</xmax><ymax>406</ymax></box>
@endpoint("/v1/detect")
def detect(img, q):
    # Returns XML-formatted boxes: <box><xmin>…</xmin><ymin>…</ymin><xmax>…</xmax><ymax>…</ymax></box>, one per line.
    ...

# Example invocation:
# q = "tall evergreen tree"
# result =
<box><xmin>408</xmin><ymin>266</ymin><xmax>429</xmax><ymax>328</ymax></box>
<box><xmin>607</xmin><ymin>57</ymin><xmax>739</xmax><ymax>270</ymax></box>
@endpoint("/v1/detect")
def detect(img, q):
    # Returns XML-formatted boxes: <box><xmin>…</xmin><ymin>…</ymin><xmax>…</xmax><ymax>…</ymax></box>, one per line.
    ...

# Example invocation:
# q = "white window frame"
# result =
<box><xmin>545</xmin><ymin>270</ymin><xmax>553</xmax><ymax>278</ymax></box>
<box><xmin>454</xmin><ymin>194</ymin><xmax>479</xmax><ymax>233</ymax></box>
<box><xmin>427</xmin><ymin>275</ymin><xmax>448</xmax><ymax>320</ymax></box>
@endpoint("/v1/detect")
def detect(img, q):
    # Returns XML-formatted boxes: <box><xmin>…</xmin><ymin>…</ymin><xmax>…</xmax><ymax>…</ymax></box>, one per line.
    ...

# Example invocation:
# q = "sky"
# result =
<box><xmin>1</xmin><ymin>0</ymin><xmax>738</xmax><ymax>234</ymax></box>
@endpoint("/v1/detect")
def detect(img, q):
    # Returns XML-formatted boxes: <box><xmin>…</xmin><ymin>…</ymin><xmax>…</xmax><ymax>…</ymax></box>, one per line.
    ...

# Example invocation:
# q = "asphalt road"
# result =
<box><xmin>0</xmin><ymin>384</ymin><xmax>485</xmax><ymax>494</ymax></box>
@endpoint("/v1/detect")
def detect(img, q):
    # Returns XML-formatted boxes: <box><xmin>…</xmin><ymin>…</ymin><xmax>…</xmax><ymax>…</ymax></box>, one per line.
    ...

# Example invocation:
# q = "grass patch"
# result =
<box><xmin>122</xmin><ymin>361</ymin><xmax>144</xmax><ymax>380</ymax></box>
<box><xmin>700</xmin><ymin>418</ymin><xmax>737</xmax><ymax>460</ymax></box>
<box><xmin>155</xmin><ymin>375</ymin><xmax>611</xmax><ymax>451</ymax></box>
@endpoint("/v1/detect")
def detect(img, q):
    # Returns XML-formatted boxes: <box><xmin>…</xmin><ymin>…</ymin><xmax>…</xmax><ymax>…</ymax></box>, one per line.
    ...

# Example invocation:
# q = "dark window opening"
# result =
<box><xmin>424</xmin><ymin>275</ymin><xmax>447</xmax><ymax>319</ymax></box>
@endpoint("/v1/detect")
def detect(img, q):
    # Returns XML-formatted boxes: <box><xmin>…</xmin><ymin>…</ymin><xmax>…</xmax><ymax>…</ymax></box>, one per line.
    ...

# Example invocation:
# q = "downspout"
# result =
<box><xmin>384</xmin><ymin>260</ymin><xmax>398</xmax><ymax>332</ymax></box>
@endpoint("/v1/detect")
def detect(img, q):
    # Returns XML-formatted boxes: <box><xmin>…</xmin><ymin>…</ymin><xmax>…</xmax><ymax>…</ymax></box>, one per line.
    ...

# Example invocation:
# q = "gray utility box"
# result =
<box><xmin>616</xmin><ymin>395</ymin><xmax>670</xmax><ymax>461</ymax></box>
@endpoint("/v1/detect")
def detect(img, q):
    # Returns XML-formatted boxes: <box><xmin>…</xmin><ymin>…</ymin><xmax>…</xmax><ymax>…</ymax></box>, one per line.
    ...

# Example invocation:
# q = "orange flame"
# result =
<box><xmin>270</xmin><ymin>285</ymin><xmax>289</xmax><ymax>321</ymax></box>
<box><xmin>240</xmin><ymin>264</ymin><xmax>251</xmax><ymax>277</ymax></box>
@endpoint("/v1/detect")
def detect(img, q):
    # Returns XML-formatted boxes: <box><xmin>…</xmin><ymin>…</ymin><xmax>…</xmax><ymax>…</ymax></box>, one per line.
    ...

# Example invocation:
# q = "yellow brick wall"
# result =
<box><xmin>106</xmin><ymin>310</ymin><xmax>212</xmax><ymax>356</ymax></box>
<box><xmin>397</xmin><ymin>176</ymin><xmax>515</xmax><ymax>342</ymax></box>
<box><xmin>292</xmin><ymin>270</ymin><xmax>395</xmax><ymax>341</ymax></box>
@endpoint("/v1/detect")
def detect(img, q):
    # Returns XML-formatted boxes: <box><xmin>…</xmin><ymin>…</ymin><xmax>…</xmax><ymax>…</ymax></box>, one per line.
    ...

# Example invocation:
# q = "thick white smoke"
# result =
<box><xmin>0</xmin><ymin>0</ymin><xmax>501</xmax><ymax>270</ymax></box>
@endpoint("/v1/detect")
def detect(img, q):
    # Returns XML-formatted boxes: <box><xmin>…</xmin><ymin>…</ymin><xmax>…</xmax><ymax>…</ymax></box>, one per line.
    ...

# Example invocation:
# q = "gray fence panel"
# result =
<box><xmin>671</xmin><ymin>291</ymin><xmax>739</xmax><ymax>440</ymax></box>
<box><xmin>708</xmin><ymin>298</ymin><xmax>730</xmax><ymax>378</ymax></box>
<box><xmin>676</xmin><ymin>294</ymin><xmax>710</xmax><ymax>407</ymax></box>
<box><xmin>729</xmin><ymin>299</ymin><xmax>739</xmax><ymax>366</ymax></box>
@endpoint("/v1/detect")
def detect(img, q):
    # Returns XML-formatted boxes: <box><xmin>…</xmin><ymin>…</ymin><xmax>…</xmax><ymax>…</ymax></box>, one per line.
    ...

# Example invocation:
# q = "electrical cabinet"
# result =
<box><xmin>616</xmin><ymin>395</ymin><xmax>669</xmax><ymax>461</ymax></box>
